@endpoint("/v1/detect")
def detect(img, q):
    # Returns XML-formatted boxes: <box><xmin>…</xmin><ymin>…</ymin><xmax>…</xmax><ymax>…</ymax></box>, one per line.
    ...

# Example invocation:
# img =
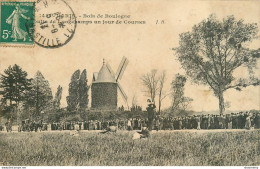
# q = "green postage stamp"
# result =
<box><xmin>0</xmin><ymin>1</ymin><xmax>35</xmax><ymax>46</ymax></box>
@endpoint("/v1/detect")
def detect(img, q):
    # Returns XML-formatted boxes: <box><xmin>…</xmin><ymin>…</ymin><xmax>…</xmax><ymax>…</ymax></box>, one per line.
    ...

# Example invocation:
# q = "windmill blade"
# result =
<box><xmin>92</xmin><ymin>72</ymin><xmax>98</xmax><ymax>82</ymax></box>
<box><xmin>118</xmin><ymin>82</ymin><xmax>128</xmax><ymax>103</ymax></box>
<box><xmin>116</xmin><ymin>57</ymin><xmax>129</xmax><ymax>81</ymax></box>
<box><xmin>106</xmin><ymin>63</ymin><xmax>116</xmax><ymax>77</ymax></box>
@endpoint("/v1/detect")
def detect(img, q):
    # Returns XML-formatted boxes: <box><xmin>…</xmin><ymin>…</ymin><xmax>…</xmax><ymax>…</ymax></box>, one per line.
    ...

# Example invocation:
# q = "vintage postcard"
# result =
<box><xmin>0</xmin><ymin>0</ymin><xmax>259</xmax><ymax>167</ymax></box>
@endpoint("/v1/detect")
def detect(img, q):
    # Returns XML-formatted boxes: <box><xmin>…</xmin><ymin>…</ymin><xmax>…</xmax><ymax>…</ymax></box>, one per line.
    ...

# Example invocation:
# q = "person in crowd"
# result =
<box><xmin>191</xmin><ymin>115</ymin><xmax>196</xmax><ymax>129</ymax></box>
<box><xmin>103</xmin><ymin>120</ymin><xmax>108</xmax><ymax>130</ymax></box>
<box><xmin>98</xmin><ymin>120</ymin><xmax>102</xmax><ymax>130</ymax></box>
<box><xmin>201</xmin><ymin>115</ymin><xmax>207</xmax><ymax>129</ymax></box>
<box><xmin>178</xmin><ymin>117</ymin><xmax>182</xmax><ymax>130</ymax></box>
<box><xmin>195</xmin><ymin>115</ymin><xmax>200</xmax><ymax>130</ymax></box>
<box><xmin>208</xmin><ymin>114</ymin><xmax>214</xmax><ymax>129</ymax></box>
<box><xmin>127</xmin><ymin>118</ymin><xmax>133</xmax><ymax>131</ymax></box>
<box><xmin>141</xmin><ymin>118</ymin><xmax>147</xmax><ymax>129</ymax></box>
<box><xmin>213</xmin><ymin>115</ymin><xmax>218</xmax><ymax>129</ymax></box>
<box><xmin>255</xmin><ymin>113</ymin><xmax>260</xmax><ymax>129</ymax></box>
<box><xmin>74</xmin><ymin>122</ymin><xmax>80</xmax><ymax>131</ymax></box>
<box><xmin>146</xmin><ymin>99</ymin><xmax>156</xmax><ymax>131</ymax></box>
<box><xmin>242</xmin><ymin>112</ymin><xmax>247</xmax><ymax>129</ymax></box>
<box><xmin>169</xmin><ymin>117</ymin><xmax>174</xmax><ymax>130</ymax></box>
<box><xmin>231</xmin><ymin>113</ymin><xmax>237</xmax><ymax>129</ymax></box>
<box><xmin>245</xmin><ymin>113</ymin><xmax>251</xmax><ymax>130</ymax></box>
<box><xmin>137</xmin><ymin>118</ymin><xmax>142</xmax><ymax>130</ymax></box>
<box><xmin>238</xmin><ymin>112</ymin><xmax>244</xmax><ymax>129</ymax></box>
<box><xmin>186</xmin><ymin>117</ymin><xmax>191</xmax><ymax>129</ymax></box>
<box><xmin>219</xmin><ymin>115</ymin><xmax>225</xmax><ymax>129</ymax></box>
<box><xmin>226</xmin><ymin>114</ymin><xmax>232</xmax><ymax>129</ymax></box>
<box><xmin>155</xmin><ymin>116</ymin><xmax>160</xmax><ymax>131</ymax></box>
<box><xmin>181</xmin><ymin>117</ymin><xmax>186</xmax><ymax>129</ymax></box>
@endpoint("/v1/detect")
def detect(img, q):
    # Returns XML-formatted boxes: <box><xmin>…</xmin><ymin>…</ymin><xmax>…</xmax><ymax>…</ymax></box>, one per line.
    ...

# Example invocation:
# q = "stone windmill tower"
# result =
<box><xmin>91</xmin><ymin>57</ymin><xmax>129</xmax><ymax>110</ymax></box>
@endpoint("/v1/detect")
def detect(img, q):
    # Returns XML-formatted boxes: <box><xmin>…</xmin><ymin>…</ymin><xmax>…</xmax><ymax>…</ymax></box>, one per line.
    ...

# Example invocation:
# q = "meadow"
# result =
<box><xmin>0</xmin><ymin>130</ymin><xmax>259</xmax><ymax>166</ymax></box>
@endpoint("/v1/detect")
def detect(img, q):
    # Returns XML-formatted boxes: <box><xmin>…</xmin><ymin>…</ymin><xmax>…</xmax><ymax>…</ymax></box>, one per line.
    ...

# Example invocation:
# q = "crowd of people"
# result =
<box><xmin>1</xmin><ymin>111</ymin><xmax>259</xmax><ymax>132</ymax></box>
<box><xmin>48</xmin><ymin>111</ymin><xmax>260</xmax><ymax>131</ymax></box>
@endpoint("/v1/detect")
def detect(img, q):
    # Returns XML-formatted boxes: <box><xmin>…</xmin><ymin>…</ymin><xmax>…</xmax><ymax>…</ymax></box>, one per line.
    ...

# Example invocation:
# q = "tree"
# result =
<box><xmin>130</xmin><ymin>94</ymin><xmax>138</xmax><ymax>112</ymax></box>
<box><xmin>66</xmin><ymin>69</ymin><xmax>89</xmax><ymax>112</ymax></box>
<box><xmin>78</xmin><ymin>69</ymin><xmax>89</xmax><ymax>111</ymax></box>
<box><xmin>171</xmin><ymin>74</ymin><xmax>193</xmax><ymax>115</ymax></box>
<box><xmin>24</xmin><ymin>71</ymin><xmax>53</xmax><ymax>119</ymax></box>
<box><xmin>66</xmin><ymin>70</ymin><xmax>80</xmax><ymax>112</ymax></box>
<box><xmin>141</xmin><ymin>69</ymin><xmax>159</xmax><ymax>104</ymax></box>
<box><xmin>53</xmin><ymin>85</ymin><xmax>63</xmax><ymax>109</ymax></box>
<box><xmin>174</xmin><ymin>14</ymin><xmax>259</xmax><ymax>114</ymax></box>
<box><xmin>158</xmin><ymin>70</ymin><xmax>168</xmax><ymax>114</ymax></box>
<box><xmin>0</xmin><ymin>64</ymin><xmax>31</xmax><ymax>120</ymax></box>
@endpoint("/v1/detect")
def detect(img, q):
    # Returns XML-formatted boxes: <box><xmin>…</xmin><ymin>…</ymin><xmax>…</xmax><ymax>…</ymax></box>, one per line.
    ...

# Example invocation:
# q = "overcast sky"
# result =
<box><xmin>0</xmin><ymin>0</ymin><xmax>259</xmax><ymax>112</ymax></box>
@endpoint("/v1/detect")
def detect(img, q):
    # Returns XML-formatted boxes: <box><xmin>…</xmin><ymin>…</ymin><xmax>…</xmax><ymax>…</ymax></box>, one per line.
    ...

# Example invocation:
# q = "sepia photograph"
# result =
<box><xmin>0</xmin><ymin>0</ymin><xmax>259</xmax><ymax>167</ymax></box>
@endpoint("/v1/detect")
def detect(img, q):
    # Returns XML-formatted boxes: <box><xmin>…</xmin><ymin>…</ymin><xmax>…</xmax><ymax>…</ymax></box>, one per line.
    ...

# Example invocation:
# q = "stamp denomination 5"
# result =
<box><xmin>0</xmin><ymin>1</ymin><xmax>35</xmax><ymax>47</ymax></box>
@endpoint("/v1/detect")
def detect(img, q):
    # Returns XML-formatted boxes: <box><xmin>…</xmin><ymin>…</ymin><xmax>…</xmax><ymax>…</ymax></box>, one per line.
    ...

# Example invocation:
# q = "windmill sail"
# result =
<box><xmin>92</xmin><ymin>72</ymin><xmax>99</xmax><ymax>82</ymax></box>
<box><xmin>106</xmin><ymin>63</ymin><xmax>116</xmax><ymax>77</ymax></box>
<box><xmin>118</xmin><ymin>82</ymin><xmax>128</xmax><ymax>103</ymax></box>
<box><xmin>116</xmin><ymin>57</ymin><xmax>129</xmax><ymax>81</ymax></box>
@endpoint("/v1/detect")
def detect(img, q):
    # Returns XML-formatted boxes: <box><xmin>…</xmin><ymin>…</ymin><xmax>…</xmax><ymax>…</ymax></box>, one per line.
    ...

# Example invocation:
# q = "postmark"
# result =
<box><xmin>34</xmin><ymin>0</ymin><xmax>77</xmax><ymax>48</ymax></box>
<box><xmin>0</xmin><ymin>1</ymin><xmax>35</xmax><ymax>47</ymax></box>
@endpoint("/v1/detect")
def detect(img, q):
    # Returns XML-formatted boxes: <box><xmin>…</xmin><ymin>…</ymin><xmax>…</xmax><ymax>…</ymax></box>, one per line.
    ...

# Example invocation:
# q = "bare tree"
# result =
<box><xmin>141</xmin><ymin>69</ymin><xmax>159</xmax><ymax>104</ymax></box>
<box><xmin>174</xmin><ymin>14</ymin><xmax>259</xmax><ymax>115</ymax></box>
<box><xmin>131</xmin><ymin>94</ymin><xmax>138</xmax><ymax>107</ymax></box>
<box><xmin>180</xmin><ymin>97</ymin><xmax>193</xmax><ymax>112</ymax></box>
<box><xmin>158</xmin><ymin>70</ymin><xmax>167</xmax><ymax>114</ymax></box>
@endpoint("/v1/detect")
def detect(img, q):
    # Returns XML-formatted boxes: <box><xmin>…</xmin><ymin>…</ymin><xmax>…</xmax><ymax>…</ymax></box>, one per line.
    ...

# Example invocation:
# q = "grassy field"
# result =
<box><xmin>0</xmin><ymin>130</ymin><xmax>259</xmax><ymax>166</ymax></box>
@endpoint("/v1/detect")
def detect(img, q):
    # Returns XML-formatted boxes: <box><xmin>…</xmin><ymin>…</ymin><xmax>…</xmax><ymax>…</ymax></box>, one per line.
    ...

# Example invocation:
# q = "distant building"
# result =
<box><xmin>91</xmin><ymin>62</ymin><xmax>118</xmax><ymax>110</ymax></box>
<box><xmin>91</xmin><ymin>57</ymin><xmax>129</xmax><ymax>111</ymax></box>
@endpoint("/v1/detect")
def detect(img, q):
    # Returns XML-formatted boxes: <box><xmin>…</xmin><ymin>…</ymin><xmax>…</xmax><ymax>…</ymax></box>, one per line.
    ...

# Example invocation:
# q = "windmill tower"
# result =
<box><xmin>91</xmin><ymin>57</ymin><xmax>129</xmax><ymax>110</ymax></box>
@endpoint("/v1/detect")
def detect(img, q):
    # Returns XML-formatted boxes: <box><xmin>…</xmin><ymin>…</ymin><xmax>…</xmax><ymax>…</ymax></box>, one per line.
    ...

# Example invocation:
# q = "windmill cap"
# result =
<box><xmin>93</xmin><ymin>64</ymin><xmax>116</xmax><ymax>83</ymax></box>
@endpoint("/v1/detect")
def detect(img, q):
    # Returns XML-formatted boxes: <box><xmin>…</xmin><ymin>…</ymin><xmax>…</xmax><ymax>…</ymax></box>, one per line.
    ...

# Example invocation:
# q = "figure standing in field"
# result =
<box><xmin>146</xmin><ymin>99</ymin><xmax>156</xmax><ymax>131</ymax></box>
<box><xmin>6</xmin><ymin>4</ymin><xmax>30</xmax><ymax>41</ymax></box>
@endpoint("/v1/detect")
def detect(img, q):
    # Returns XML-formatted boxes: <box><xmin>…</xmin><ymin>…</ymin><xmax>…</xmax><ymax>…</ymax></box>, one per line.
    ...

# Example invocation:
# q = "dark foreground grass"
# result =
<box><xmin>0</xmin><ymin>130</ymin><xmax>259</xmax><ymax>166</ymax></box>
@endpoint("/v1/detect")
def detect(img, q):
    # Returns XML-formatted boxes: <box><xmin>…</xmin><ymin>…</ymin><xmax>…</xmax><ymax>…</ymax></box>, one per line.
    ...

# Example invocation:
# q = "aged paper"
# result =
<box><xmin>0</xmin><ymin>0</ymin><xmax>259</xmax><ymax>166</ymax></box>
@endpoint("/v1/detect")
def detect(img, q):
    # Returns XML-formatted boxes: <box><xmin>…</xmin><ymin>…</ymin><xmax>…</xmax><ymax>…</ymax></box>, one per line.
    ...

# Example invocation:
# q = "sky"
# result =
<box><xmin>0</xmin><ymin>0</ymin><xmax>259</xmax><ymax>112</ymax></box>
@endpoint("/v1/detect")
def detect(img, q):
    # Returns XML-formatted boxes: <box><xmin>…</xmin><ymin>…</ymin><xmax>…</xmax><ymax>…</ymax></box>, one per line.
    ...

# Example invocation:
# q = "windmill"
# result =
<box><xmin>91</xmin><ymin>57</ymin><xmax>129</xmax><ymax>110</ymax></box>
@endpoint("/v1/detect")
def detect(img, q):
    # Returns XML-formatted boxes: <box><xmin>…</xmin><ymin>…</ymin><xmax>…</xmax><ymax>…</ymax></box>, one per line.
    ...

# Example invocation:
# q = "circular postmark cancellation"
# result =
<box><xmin>33</xmin><ymin>0</ymin><xmax>77</xmax><ymax>48</ymax></box>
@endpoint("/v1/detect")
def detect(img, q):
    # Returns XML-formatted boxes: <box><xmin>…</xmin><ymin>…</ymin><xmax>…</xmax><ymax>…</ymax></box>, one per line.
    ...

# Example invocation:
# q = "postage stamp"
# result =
<box><xmin>0</xmin><ymin>1</ymin><xmax>35</xmax><ymax>47</ymax></box>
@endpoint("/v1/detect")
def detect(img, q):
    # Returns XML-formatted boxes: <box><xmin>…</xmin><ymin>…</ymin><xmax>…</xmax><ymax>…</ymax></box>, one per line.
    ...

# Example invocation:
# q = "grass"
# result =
<box><xmin>0</xmin><ymin>130</ymin><xmax>259</xmax><ymax>166</ymax></box>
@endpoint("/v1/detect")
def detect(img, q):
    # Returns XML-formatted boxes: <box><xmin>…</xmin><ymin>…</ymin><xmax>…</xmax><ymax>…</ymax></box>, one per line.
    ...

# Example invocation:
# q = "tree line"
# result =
<box><xmin>0</xmin><ymin>65</ymin><xmax>89</xmax><ymax>122</ymax></box>
<box><xmin>140</xmin><ymin>70</ymin><xmax>193</xmax><ymax>117</ymax></box>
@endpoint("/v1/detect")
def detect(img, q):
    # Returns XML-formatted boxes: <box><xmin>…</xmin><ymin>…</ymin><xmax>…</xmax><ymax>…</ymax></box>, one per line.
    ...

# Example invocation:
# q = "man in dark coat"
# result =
<box><xmin>231</xmin><ymin>113</ymin><xmax>237</xmax><ymax>129</ymax></box>
<box><xmin>146</xmin><ymin>99</ymin><xmax>156</xmax><ymax>131</ymax></box>
<box><xmin>238</xmin><ymin>112</ymin><xmax>243</xmax><ymax>129</ymax></box>
<box><xmin>191</xmin><ymin>115</ymin><xmax>197</xmax><ymax>129</ymax></box>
